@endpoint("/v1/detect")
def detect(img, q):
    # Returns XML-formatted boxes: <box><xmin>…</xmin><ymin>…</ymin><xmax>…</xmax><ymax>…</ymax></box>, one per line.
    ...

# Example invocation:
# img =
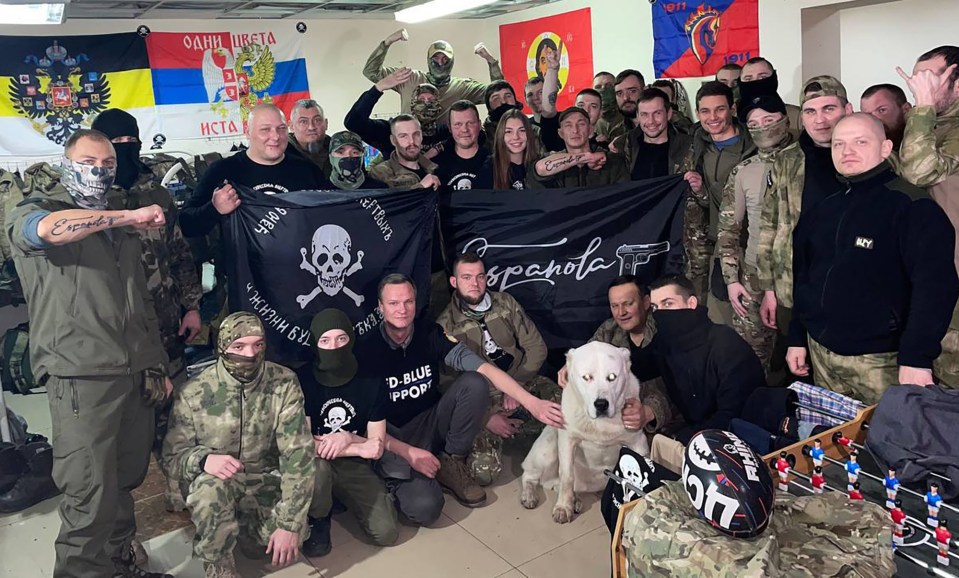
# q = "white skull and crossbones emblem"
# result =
<box><xmin>323</xmin><ymin>406</ymin><xmax>351</xmax><ymax>433</ymax></box>
<box><xmin>619</xmin><ymin>455</ymin><xmax>649</xmax><ymax>502</ymax></box>
<box><xmin>297</xmin><ymin>224</ymin><xmax>365</xmax><ymax>309</ymax></box>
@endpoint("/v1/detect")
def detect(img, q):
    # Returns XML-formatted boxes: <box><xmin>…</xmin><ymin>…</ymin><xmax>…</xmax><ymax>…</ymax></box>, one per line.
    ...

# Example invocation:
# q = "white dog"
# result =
<box><xmin>520</xmin><ymin>341</ymin><xmax>651</xmax><ymax>523</ymax></box>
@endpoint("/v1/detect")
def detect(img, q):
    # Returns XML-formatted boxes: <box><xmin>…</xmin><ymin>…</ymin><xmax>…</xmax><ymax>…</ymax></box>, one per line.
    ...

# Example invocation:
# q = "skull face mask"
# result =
<box><xmin>60</xmin><ymin>159</ymin><xmax>116</xmax><ymax>210</ymax></box>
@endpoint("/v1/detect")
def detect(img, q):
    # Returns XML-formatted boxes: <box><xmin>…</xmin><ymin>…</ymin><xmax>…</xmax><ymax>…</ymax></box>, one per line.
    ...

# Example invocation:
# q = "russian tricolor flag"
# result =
<box><xmin>146</xmin><ymin>30</ymin><xmax>310</xmax><ymax>140</ymax></box>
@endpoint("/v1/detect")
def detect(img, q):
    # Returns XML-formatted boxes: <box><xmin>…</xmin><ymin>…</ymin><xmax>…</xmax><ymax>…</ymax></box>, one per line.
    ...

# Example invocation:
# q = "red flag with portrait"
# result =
<box><xmin>498</xmin><ymin>8</ymin><xmax>594</xmax><ymax>114</ymax></box>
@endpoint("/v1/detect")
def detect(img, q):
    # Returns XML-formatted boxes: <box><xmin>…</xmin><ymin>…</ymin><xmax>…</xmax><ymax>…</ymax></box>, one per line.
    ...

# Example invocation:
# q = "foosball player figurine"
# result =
<box><xmin>811</xmin><ymin>466</ymin><xmax>826</xmax><ymax>494</ymax></box>
<box><xmin>891</xmin><ymin>499</ymin><xmax>907</xmax><ymax>546</ymax></box>
<box><xmin>810</xmin><ymin>438</ymin><xmax>825</xmax><ymax>468</ymax></box>
<box><xmin>884</xmin><ymin>467</ymin><xmax>901</xmax><ymax>509</ymax></box>
<box><xmin>845</xmin><ymin>450</ymin><xmax>861</xmax><ymax>491</ymax></box>
<box><xmin>928</xmin><ymin>482</ymin><xmax>943</xmax><ymax>527</ymax></box>
<box><xmin>936</xmin><ymin>519</ymin><xmax>951</xmax><ymax>566</ymax></box>
<box><xmin>849</xmin><ymin>481</ymin><xmax>864</xmax><ymax>501</ymax></box>
<box><xmin>776</xmin><ymin>451</ymin><xmax>790</xmax><ymax>492</ymax></box>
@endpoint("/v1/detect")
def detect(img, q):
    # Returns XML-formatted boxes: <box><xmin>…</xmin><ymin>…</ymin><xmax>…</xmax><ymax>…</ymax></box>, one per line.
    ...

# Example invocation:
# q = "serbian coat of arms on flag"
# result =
<box><xmin>652</xmin><ymin>0</ymin><xmax>759</xmax><ymax>79</ymax></box>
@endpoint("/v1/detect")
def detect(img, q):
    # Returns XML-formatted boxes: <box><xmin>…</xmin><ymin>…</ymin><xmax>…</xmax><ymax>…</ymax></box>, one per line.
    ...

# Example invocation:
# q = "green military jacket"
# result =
<box><xmin>363</xmin><ymin>41</ymin><xmax>504</xmax><ymax>116</ymax></box>
<box><xmin>717</xmin><ymin>134</ymin><xmax>794</xmax><ymax>286</ymax></box>
<box><xmin>287</xmin><ymin>133</ymin><xmax>332</xmax><ymax>178</ymax></box>
<box><xmin>161</xmin><ymin>360</ymin><xmax>314</xmax><ymax>533</ymax></box>
<box><xmin>683</xmin><ymin>121</ymin><xmax>758</xmax><ymax>244</ymax></box>
<box><xmin>623</xmin><ymin>481</ymin><xmax>896</xmax><ymax>578</ymax></box>
<box><xmin>756</xmin><ymin>141</ymin><xmax>804</xmax><ymax>307</ymax></box>
<box><xmin>115</xmin><ymin>170</ymin><xmax>203</xmax><ymax>361</ymax></box>
<box><xmin>587</xmin><ymin>318</ymin><xmax>673</xmax><ymax>434</ymax></box>
<box><xmin>369</xmin><ymin>151</ymin><xmax>438</xmax><ymax>189</ymax></box>
<box><xmin>901</xmin><ymin>100</ymin><xmax>959</xmax><ymax>276</ymax></box>
<box><xmin>6</xmin><ymin>163</ymin><xmax>165</xmax><ymax>379</ymax></box>
<box><xmin>529</xmin><ymin>149</ymin><xmax>629</xmax><ymax>189</ymax></box>
<box><xmin>437</xmin><ymin>291</ymin><xmax>547</xmax><ymax>385</ymax></box>
<box><xmin>623</xmin><ymin>124</ymin><xmax>693</xmax><ymax>179</ymax></box>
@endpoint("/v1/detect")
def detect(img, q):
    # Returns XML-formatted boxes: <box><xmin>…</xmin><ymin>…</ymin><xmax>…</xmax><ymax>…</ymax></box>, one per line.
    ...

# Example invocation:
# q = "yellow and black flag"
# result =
<box><xmin>0</xmin><ymin>32</ymin><xmax>156</xmax><ymax>156</ymax></box>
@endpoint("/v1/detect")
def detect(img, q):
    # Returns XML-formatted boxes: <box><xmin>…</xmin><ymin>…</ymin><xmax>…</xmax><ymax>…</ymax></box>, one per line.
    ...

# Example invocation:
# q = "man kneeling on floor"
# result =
<box><xmin>298</xmin><ymin>309</ymin><xmax>399</xmax><ymax>557</ymax></box>
<box><xmin>162</xmin><ymin>313</ymin><xmax>315</xmax><ymax>578</ymax></box>
<box><xmin>437</xmin><ymin>252</ymin><xmax>562</xmax><ymax>487</ymax></box>
<box><xmin>354</xmin><ymin>274</ymin><xmax>565</xmax><ymax>521</ymax></box>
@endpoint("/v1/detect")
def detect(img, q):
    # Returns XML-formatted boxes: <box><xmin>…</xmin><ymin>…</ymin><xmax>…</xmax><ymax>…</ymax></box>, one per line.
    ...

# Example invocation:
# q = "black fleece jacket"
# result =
<box><xmin>789</xmin><ymin>161</ymin><xmax>959</xmax><ymax>369</ymax></box>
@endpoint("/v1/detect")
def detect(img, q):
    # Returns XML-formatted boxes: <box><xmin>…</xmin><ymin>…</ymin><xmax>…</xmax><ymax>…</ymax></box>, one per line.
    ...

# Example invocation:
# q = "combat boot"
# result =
<box><xmin>203</xmin><ymin>554</ymin><xmax>239</xmax><ymax>578</ymax></box>
<box><xmin>436</xmin><ymin>452</ymin><xmax>487</xmax><ymax>507</ymax></box>
<box><xmin>0</xmin><ymin>442</ymin><xmax>60</xmax><ymax>513</ymax></box>
<box><xmin>302</xmin><ymin>514</ymin><xmax>332</xmax><ymax>558</ymax></box>
<box><xmin>111</xmin><ymin>544</ymin><xmax>174</xmax><ymax>578</ymax></box>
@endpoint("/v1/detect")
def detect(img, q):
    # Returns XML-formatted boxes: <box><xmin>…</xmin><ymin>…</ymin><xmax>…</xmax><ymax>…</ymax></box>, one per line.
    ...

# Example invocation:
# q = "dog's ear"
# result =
<box><xmin>618</xmin><ymin>346</ymin><xmax>632</xmax><ymax>375</ymax></box>
<box><xmin>565</xmin><ymin>347</ymin><xmax>576</xmax><ymax>370</ymax></box>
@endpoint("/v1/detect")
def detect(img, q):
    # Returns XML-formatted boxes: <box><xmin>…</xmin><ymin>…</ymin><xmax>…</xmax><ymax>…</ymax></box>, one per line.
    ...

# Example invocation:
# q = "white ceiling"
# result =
<box><xmin>61</xmin><ymin>0</ymin><xmax>560</xmax><ymax>20</ymax></box>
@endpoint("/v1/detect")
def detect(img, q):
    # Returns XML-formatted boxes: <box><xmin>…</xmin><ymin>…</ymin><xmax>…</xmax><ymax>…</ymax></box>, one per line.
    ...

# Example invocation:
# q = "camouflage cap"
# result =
<box><xmin>217</xmin><ymin>312</ymin><xmax>265</xmax><ymax>354</ymax></box>
<box><xmin>329</xmin><ymin>131</ymin><xmax>365</xmax><ymax>155</ymax></box>
<box><xmin>413</xmin><ymin>83</ymin><xmax>439</xmax><ymax>99</ymax></box>
<box><xmin>428</xmin><ymin>40</ymin><xmax>454</xmax><ymax>59</ymax></box>
<box><xmin>801</xmin><ymin>75</ymin><xmax>847</xmax><ymax>106</ymax></box>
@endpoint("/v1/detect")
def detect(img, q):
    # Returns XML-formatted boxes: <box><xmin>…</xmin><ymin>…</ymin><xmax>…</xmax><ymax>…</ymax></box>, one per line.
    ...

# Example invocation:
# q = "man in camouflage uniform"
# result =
<box><xmin>364</xmin><ymin>30</ymin><xmax>504</xmax><ymax>117</ymax></box>
<box><xmin>717</xmin><ymin>93</ymin><xmax>794</xmax><ymax>372</ymax></box>
<box><xmin>899</xmin><ymin>45</ymin><xmax>959</xmax><ymax>388</ymax></box>
<box><xmin>92</xmin><ymin>109</ymin><xmax>204</xmax><ymax>511</ymax></box>
<box><xmin>7</xmin><ymin>129</ymin><xmax>173</xmax><ymax>578</ymax></box>
<box><xmin>369</xmin><ymin>115</ymin><xmax>441</xmax><ymax>190</ymax></box>
<box><xmin>622</xmin><ymin>482</ymin><xmax>896</xmax><ymax>577</ymax></box>
<box><xmin>287</xmin><ymin>99</ymin><xmax>333</xmax><ymax>178</ymax></box>
<box><xmin>436</xmin><ymin>252</ymin><xmax>560</xmax><ymax>486</ymax></box>
<box><xmin>162</xmin><ymin>312</ymin><xmax>314</xmax><ymax>578</ymax></box>
<box><xmin>757</xmin><ymin>76</ymin><xmax>852</xmax><ymax>344</ymax></box>
<box><xmin>682</xmin><ymin>81</ymin><xmax>757</xmax><ymax>325</ymax></box>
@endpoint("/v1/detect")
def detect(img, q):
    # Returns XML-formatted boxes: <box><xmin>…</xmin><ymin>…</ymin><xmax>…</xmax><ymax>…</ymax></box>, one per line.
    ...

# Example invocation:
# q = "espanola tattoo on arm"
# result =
<box><xmin>544</xmin><ymin>154</ymin><xmax>585</xmax><ymax>172</ymax></box>
<box><xmin>50</xmin><ymin>215</ymin><xmax>120</xmax><ymax>236</ymax></box>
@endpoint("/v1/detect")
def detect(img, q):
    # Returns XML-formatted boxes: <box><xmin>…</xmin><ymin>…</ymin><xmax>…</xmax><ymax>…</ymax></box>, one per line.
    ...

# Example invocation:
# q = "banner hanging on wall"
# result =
<box><xmin>498</xmin><ymin>8</ymin><xmax>594</xmax><ymax>114</ymax></box>
<box><xmin>652</xmin><ymin>0</ymin><xmax>759</xmax><ymax>79</ymax></box>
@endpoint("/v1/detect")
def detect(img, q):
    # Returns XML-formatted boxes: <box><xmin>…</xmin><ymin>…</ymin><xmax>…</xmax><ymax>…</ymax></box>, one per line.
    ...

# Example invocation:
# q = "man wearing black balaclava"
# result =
<box><xmin>646</xmin><ymin>275</ymin><xmax>764</xmax><ymax>445</ymax></box>
<box><xmin>6</xmin><ymin>128</ymin><xmax>174</xmax><ymax>578</ymax></box>
<box><xmin>739</xmin><ymin>57</ymin><xmax>802</xmax><ymax>134</ymax></box>
<box><xmin>482</xmin><ymin>80</ymin><xmax>525</xmax><ymax>142</ymax></box>
<box><xmin>297</xmin><ymin>309</ymin><xmax>398</xmax><ymax>558</ymax></box>
<box><xmin>363</xmin><ymin>29</ymin><xmax>506</xmax><ymax>117</ymax></box>
<box><xmin>91</xmin><ymin>109</ymin><xmax>204</xmax><ymax>515</ymax></box>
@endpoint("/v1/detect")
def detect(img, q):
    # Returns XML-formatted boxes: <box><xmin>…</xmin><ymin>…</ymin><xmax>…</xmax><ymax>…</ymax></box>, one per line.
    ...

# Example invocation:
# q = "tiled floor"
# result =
<box><xmin>1</xmin><ymin>390</ymin><xmax>612</xmax><ymax>577</ymax></box>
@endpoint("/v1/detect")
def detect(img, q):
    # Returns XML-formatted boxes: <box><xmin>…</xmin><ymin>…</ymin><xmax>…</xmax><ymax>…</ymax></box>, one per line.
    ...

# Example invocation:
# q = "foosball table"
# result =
<box><xmin>612</xmin><ymin>403</ymin><xmax>958</xmax><ymax>578</ymax></box>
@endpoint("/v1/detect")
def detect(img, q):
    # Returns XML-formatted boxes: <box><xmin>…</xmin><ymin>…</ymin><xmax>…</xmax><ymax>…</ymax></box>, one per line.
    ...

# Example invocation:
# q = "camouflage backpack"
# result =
<box><xmin>1</xmin><ymin>323</ymin><xmax>33</xmax><ymax>394</ymax></box>
<box><xmin>141</xmin><ymin>153</ymin><xmax>197</xmax><ymax>207</ymax></box>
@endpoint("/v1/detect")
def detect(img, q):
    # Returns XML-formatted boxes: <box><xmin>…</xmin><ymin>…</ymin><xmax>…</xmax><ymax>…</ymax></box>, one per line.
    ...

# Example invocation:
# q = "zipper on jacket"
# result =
<box><xmin>70</xmin><ymin>379</ymin><xmax>79</xmax><ymax>418</ymax></box>
<box><xmin>816</xmin><ymin>184</ymin><xmax>852</xmax><ymax>341</ymax></box>
<box><xmin>107</xmin><ymin>232</ymin><xmax>133</xmax><ymax>374</ymax></box>
<box><xmin>238</xmin><ymin>384</ymin><xmax>244</xmax><ymax>459</ymax></box>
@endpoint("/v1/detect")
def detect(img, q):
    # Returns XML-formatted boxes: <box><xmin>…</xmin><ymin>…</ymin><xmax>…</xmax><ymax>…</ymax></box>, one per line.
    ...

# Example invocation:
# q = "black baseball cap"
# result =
<box><xmin>558</xmin><ymin>106</ymin><xmax>590</xmax><ymax>124</ymax></box>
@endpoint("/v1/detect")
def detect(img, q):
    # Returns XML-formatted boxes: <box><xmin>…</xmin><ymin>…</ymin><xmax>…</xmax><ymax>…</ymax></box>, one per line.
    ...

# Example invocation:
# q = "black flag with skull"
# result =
<box><xmin>224</xmin><ymin>185</ymin><xmax>437</xmax><ymax>364</ymax></box>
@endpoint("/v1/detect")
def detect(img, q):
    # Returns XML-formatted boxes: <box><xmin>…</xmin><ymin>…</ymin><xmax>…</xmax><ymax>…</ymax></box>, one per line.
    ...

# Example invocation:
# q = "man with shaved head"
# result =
<box><xmin>786</xmin><ymin>113</ymin><xmax>958</xmax><ymax>404</ymax></box>
<box><xmin>179</xmin><ymin>103</ymin><xmax>331</xmax><ymax>237</ymax></box>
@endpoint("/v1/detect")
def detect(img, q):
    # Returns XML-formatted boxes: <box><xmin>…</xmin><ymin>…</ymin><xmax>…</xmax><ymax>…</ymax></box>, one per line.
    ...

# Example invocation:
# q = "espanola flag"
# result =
<box><xmin>441</xmin><ymin>177</ymin><xmax>687</xmax><ymax>348</ymax></box>
<box><xmin>653</xmin><ymin>0</ymin><xmax>759</xmax><ymax>79</ymax></box>
<box><xmin>224</xmin><ymin>187</ymin><xmax>436</xmax><ymax>365</ymax></box>
<box><xmin>146</xmin><ymin>26</ymin><xmax>310</xmax><ymax>143</ymax></box>
<box><xmin>499</xmin><ymin>8</ymin><xmax>594</xmax><ymax>114</ymax></box>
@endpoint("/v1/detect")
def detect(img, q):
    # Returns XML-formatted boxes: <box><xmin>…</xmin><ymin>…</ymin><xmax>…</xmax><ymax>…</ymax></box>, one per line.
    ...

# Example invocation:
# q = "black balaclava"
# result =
<box><xmin>310</xmin><ymin>308</ymin><xmax>358</xmax><ymax>387</ymax></box>
<box><xmin>738</xmin><ymin>70</ymin><xmax>780</xmax><ymax>106</ymax></box>
<box><xmin>91</xmin><ymin>109</ymin><xmax>143</xmax><ymax>190</ymax></box>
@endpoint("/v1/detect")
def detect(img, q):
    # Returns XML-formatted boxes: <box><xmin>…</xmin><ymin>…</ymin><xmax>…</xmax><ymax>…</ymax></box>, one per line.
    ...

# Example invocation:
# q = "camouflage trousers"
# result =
<box><xmin>807</xmin><ymin>337</ymin><xmax>898</xmax><ymax>405</ymax></box>
<box><xmin>730</xmin><ymin>265</ymin><xmax>777</xmax><ymax>372</ymax></box>
<box><xmin>934</xmin><ymin>302</ymin><xmax>959</xmax><ymax>388</ymax></box>
<box><xmin>186</xmin><ymin>471</ymin><xmax>307</xmax><ymax>563</ymax></box>
<box><xmin>468</xmin><ymin>375</ymin><xmax>562</xmax><ymax>486</ymax></box>
<box><xmin>683</xmin><ymin>200</ymin><xmax>711</xmax><ymax>299</ymax></box>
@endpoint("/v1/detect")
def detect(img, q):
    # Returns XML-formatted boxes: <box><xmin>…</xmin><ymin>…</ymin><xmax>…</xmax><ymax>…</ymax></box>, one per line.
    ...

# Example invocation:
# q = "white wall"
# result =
<box><xmin>0</xmin><ymin>17</ymin><xmax>497</xmax><ymax>160</ymax></box>
<box><xmin>839</xmin><ymin>0</ymin><xmax>959</xmax><ymax>108</ymax></box>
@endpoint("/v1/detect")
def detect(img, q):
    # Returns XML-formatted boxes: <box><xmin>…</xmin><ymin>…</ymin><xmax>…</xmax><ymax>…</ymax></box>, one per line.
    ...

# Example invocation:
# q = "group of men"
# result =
<box><xmin>4</xmin><ymin>24</ymin><xmax>959</xmax><ymax>578</ymax></box>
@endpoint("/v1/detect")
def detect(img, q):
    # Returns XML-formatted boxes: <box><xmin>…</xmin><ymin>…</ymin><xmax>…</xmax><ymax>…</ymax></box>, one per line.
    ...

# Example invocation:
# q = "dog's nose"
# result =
<box><xmin>594</xmin><ymin>399</ymin><xmax>609</xmax><ymax>415</ymax></box>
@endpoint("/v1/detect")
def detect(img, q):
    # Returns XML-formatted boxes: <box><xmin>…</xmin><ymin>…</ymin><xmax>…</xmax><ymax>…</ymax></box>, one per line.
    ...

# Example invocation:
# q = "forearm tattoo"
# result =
<box><xmin>544</xmin><ymin>154</ymin><xmax>585</xmax><ymax>172</ymax></box>
<box><xmin>50</xmin><ymin>215</ymin><xmax>120</xmax><ymax>236</ymax></box>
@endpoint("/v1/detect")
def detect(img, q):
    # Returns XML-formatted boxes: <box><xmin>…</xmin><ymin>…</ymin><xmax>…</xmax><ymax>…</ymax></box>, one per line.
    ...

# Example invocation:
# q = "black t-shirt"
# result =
<box><xmin>296</xmin><ymin>366</ymin><xmax>389</xmax><ymax>438</ymax></box>
<box><xmin>628</xmin><ymin>338</ymin><xmax>662</xmax><ymax>383</ymax></box>
<box><xmin>354</xmin><ymin>321</ymin><xmax>460</xmax><ymax>427</ymax></box>
<box><xmin>435</xmin><ymin>145</ymin><xmax>491</xmax><ymax>192</ymax></box>
<box><xmin>179</xmin><ymin>151</ymin><xmax>332</xmax><ymax>237</ymax></box>
<box><xmin>631</xmin><ymin>140</ymin><xmax>670</xmax><ymax>182</ymax></box>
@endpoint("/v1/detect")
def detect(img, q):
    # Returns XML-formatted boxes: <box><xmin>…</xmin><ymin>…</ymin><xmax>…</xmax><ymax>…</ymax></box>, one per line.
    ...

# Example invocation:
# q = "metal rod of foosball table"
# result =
<box><xmin>838</xmin><ymin>437</ymin><xmax>956</xmax><ymax>485</ymax></box>
<box><xmin>786</xmin><ymin>469</ymin><xmax>959</xmax><ymax>548</ymax></box>
<box><xmin>819</xmin><ymin>455</ymin><xmax>959</xmax><ymax>516</ymax></box>
<box><xmin>895</xmin><ymin>548</ymin><xmax>959</xmax><ymax>578</ymax></box>
<box><xmin>861</xmin><ymin>423</ymin><xmax>953</xmax><ymax>485</ymax></box>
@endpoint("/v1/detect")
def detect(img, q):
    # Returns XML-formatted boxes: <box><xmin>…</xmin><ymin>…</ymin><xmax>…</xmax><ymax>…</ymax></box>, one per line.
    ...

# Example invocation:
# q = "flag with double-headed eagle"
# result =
<box><xmin>0</xmin><ymin>32</ymin><xmax>157</xmax><ymax>156</ymax></box>
<box><xmin>652</xmin><ymin>0</ymin><xmax>759</xmax><ymax>79</ymax></box>
<box><xmin>146</xmin><ymin>29</ymin><xmax>310</xmax><ymax>142</ymax></box>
